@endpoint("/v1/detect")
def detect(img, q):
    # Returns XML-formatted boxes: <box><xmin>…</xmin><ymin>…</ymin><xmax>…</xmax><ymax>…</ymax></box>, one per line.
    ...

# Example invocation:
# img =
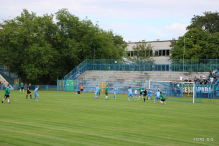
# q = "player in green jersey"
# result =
<box><xmin>2</xmin><ymin>84</ymin><xmax>10</xmax><ymax>103</ymax></box>
<box><xmin>137</xmin><ymin>85</ymin><xmax>144</xmax><ymax>100</ymax></box>
<box><xmin>20</xmin><ymin>82</ymin><xmax>24</xmax><ymax>92</ymax></box>
<box><xmin>98</xmin><ymin>86</ymin><xmax>101</xmax><ymax>98</ymax></box>
<box><xmin>159</xmin><ymin>92</ymin><xmax>167</xmax><ymax>105</ymax></box>
<box><xmin>105</xmin><ymin>85</ymin><xmax>109</xmax><ymax>100</ymax></box>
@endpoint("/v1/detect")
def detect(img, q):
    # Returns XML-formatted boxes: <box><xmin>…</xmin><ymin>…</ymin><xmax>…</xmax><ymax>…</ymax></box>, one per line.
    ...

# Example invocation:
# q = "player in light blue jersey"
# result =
<box><xmin>154</xmin><ymin>90</ymin><xmax>161</xmax><ymax>103</ymax></box>
<box><xmin>126</xmin><ymin>87</ymin><xmax>136</xmax><ymax>102</ymax></box>
<box><xmin>33</xmin><ymin>85</ymin><xmax>40</xmax><ymax>101</ymax></box>
<box><xmin>147</xmin><ymin>89</ymin><xmax>153</xmax><ymax>100</ymax></box>
<box><xmin>112</xmin><ymin>86</ymin><xmax>118</xmax><ymax>99</ymax></box>
<box><xmin>94</xmin><ymin>85</ymin><xmax>99</xmax><ymax>99</ymax></box>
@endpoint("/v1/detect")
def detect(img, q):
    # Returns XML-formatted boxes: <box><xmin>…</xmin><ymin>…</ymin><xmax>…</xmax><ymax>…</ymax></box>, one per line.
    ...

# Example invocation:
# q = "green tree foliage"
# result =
<box><xmin>127</xmin><ymin>40</ymin><xmax>153</xmax><ymax>59</ymax></box>
<box><xmin>170</xmin><ymin>28</ymin><xmax>219</xmax><ymax>59</ymax></box>
<box><xmin>0</xmin><ymin>9</ymin><xmax>127</xmax><ymax>84</ymax></box>
<box><xmin>186</xmin><ymin>11</ymin><xmax>219</xmax><ymax>35</ymax></box>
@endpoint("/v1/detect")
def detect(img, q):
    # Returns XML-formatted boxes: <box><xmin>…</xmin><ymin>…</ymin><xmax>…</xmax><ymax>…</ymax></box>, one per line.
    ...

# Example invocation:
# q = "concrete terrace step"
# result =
<box><xmin>76</xmin><ymin>70</ymin><xmax>209</xmax><ymax>82</ymax></box>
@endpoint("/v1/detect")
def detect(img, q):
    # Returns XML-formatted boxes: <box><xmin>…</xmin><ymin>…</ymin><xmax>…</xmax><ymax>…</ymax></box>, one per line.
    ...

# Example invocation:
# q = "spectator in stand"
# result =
<box><xmin>199</xmin><ymin>75</ymin><xmax>202</xmax><ymax>81</ymax></box>
<box><xmin>194</xmin><ymin>77</ymin><xmax>197</xmax><ymax>83</ymax></box>
<box><xmin>197</xmin><ymin>74</ymin><xmax>200</xmax><ymax>82</ymax></box>
<box><xmin>209</xmin><ymin>70</ymin><xmax>212</xmax><ymax>77</ymax></box>
<box><xmin>180</xmin><ymin>75</ymin><xmax>183</xmax><ymax>82</ymax></box>
<box><xmin>200</xmin><ymin>79</ymin><xmax>203</xmax><ymax>85</ymax></box>
<box><xmin>212</xmin><ymin>70</ymin><xmax>215</xmax><ymax>76</ymax></box>
<box><xmin>184</xmin><ymin>77</ymin><xmax>188</xmax><ymax>82</ymax></box>
<box><xmin>203</xmin><ymin>74</ymin><xmax>206</xmax><ymax>81</ymax></box>
<box><xmin>210</xmin><ymin>76</ymin><xmax>214</xmax><ymax>84</ymax></box>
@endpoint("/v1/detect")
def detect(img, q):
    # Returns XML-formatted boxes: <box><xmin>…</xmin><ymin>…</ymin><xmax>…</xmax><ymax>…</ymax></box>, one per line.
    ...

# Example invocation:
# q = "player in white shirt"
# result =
<box><xmin>134</xmin><ymin>89</ymin><xmax>138</xmax><ymax>98</ymax></box>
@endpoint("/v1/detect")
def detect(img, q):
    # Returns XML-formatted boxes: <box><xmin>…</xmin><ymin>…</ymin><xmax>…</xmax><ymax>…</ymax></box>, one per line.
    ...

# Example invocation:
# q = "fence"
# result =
<box><xmin>57</xmin><ymin>80</ymin><xmax>219</xmax><ymax>99</ymax></box>
<box><xmin>63</xmin><ymin>59</ymin><xmax>219</xmax><ymax>80</ymax></box>
<box><xmin>0</xmin><ymin>84</ymin><xmax>57</xmax><ymax>91</ymax></box>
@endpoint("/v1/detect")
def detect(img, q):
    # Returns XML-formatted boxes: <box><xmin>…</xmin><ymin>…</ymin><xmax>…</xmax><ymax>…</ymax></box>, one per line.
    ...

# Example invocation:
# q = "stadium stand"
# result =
<box><xmin>76</xmin><ymin>70</ymin><xmax>209</xmax><ymax>82</ymax></box>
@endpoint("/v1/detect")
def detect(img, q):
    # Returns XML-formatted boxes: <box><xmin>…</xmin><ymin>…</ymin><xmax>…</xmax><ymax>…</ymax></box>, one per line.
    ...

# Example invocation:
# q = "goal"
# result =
<box><xmin>149</xmin><ymin>81</ymin><xmax>200</xmax><ymax>103</ymax></box>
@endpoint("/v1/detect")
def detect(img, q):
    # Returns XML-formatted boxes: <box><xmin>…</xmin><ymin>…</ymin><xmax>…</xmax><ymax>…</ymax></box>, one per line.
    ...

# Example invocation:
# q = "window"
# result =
<box><xmin>134</xmin><ymin>51</ymin><xmax>137</xmax><ymax>56</ymax></box>
<box><xmin>166</xmin><ymin>50</ymin><xmax>170</xmax><ymax>56</ymax></box>
<box><xmin>155</xmin><ymin>50</ymin><xmax>159</xmax><ymax>56</ymax></box>
<box><xmin>159</xmin><ymin>50</ymin><xmax>162</xmax><ymax>56</ymax></box>
<box><xmin>162</xmin><ymin>50</ymin><xmax>165</xmax><ymax>56</ymax></box>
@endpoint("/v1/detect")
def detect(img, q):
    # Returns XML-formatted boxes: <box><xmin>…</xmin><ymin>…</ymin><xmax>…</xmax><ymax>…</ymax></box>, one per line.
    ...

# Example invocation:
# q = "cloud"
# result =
<box><xmin>0</xmin><ymin>0</ymin><xmax>217</xmax><ymax>41</ymax></box>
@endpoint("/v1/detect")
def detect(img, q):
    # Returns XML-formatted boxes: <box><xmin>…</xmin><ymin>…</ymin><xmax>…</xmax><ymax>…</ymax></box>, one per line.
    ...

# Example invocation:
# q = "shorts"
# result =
<box><xmin>135</xmin><ymin>94</ymin><xmax>137</xmax><ymax>96</ymax></box>
<box><xmin>105</xmin><ymin>93</ymin><xmax>108</xmax><ymax>95</ymax></box>
<box><xmin>27</xmin><ymin>91</ymin><xmax>31</xmax><ymax>94</ymax></box>
<box><xmin>21</xmin><ymin>87</ymin><xmax>24</xmax><ymax>90</ymax></box>
<box><xmin>155</xmin><ymin>96</ymin><xmax>159</xmax><ymax>99</ymax></box>
<box><xmin>148</xmin><ymin>94</ymin><xmax>152</xmax><ymax>97</ymax></box>
<box><xmin>143</xmin><ymin>94</ymin><xmax>146</xmax><ymax>97</ymax></box>
<box><xmin>98</xmin><ymin>92</ymin><xmax>100</xmax><ymax>95</ymax></box>
<box><xmin>34</xmin><ymin>94</ymin><xmax>39</xmax><ymax>97</ymax></box>
<box><xmin>128</xmin><ymin>94</ymin><xmax>133</xmax><ymax>97</ymax></box>
<box><xmin>4</xmin><ymin>95</ymin><xmax>9</xmax><ymax>98</ymax></box>
<box><xmin>81</xmin><ymin>89</ymin><xmax>83</xmax><ymax>91</ymax></box>
<box><xmin>140</xmin><ymin>93</ymin><xmax>142</xmax><ymax>95</ymax></box>
<box><xmin>161</xmin><ymin>99</ymin><xmax>165</xmax><ymax>101</ymax></box>
<box><xmin>114</xmin><ymin>93</ymin><xmax>117</xmax><ymax>95</ymax></box>
<box><xmin>95</xmin><ymin>92</ymin><xmax>99</xmax><ymax>95</ymax></box>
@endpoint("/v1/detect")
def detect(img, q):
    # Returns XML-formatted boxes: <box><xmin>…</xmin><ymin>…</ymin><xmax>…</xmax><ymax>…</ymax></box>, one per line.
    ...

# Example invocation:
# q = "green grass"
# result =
<box><xmin>0</xmin><ymin>90</ymin><xmax>218</xmax><ymax>146</ymax></box>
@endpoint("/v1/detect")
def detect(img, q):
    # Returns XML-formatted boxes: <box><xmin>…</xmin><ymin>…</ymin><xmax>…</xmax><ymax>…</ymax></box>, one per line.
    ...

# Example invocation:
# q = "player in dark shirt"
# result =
<box><xmin>26</xmin><ymin>83</ymin><xmax>32</xmax><ymax>99</ymax></box>
<box><xmin>142</xmin><ymin>87</ymin><xmax>147</xmax><ymax>102</ymax></box>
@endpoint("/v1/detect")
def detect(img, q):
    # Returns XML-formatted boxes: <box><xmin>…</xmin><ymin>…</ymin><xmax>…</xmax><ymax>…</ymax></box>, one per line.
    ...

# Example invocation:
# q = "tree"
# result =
<box><xmin>170</xmin><ymin>28</ymin><xmax>210</xmax><ymax>59</ymax></box>
<box><xmin>0</xmin><ymin>9</ymin><xmax>127</xmax><ymax>84</ymax></box>
<box><xmin>170</xmin><ymin>28</ymin><xmax>219</xmax><ymax>60</ymax></box>
<box><xmin>186</xmin><ymin>11</ymin><xmax>219</xmax><ymax>35</ymax></box>
<box><xmin>127</xmin><ymin>40</ymin><xmax>153</xmax><ymax>59</ymax></box>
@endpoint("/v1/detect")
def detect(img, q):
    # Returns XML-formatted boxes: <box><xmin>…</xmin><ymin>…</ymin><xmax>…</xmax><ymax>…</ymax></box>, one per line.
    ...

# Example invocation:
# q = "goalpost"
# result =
<box><xmin>149</xmin><ymin>81</ymin><xmax>197</xmax><ymax>103</ymax></box>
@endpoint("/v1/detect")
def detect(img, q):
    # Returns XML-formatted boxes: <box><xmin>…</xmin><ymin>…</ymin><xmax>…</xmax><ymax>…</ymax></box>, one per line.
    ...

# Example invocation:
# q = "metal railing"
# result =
<box><xmin>63</xmin><ymin>59</ymin><xmax>219</xmax><ymax>80</ymax></box>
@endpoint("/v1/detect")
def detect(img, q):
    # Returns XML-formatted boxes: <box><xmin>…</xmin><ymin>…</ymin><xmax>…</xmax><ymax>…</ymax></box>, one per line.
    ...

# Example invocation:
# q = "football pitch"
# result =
<box><xmin>0</xmin><ymin>90</ymin><xmax>218</xmax><ymax>146</ymax></box>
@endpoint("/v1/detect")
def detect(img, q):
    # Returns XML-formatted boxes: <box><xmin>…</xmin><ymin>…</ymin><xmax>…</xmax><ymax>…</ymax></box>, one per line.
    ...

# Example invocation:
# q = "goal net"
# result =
<box><xmin>149</xmin><ymin>81</ymin><xmax>202</xmax><ymax>103</ymax></box>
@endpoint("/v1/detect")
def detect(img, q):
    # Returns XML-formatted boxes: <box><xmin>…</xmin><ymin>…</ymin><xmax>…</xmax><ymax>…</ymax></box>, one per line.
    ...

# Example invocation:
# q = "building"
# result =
<box><xmin>126</xmin><ymin>39</ymin><xmax>176</xmax><ymax>60</ymax></box>
<box><xmin>0</xmin><ymin>26</ymin><xmax>3</xmax><ymax>31</ymax></box>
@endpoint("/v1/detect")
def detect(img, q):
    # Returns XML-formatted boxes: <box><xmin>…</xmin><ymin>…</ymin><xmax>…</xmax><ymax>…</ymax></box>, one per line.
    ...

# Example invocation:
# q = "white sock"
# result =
<box><xmin>23</xmin><ymin>89</ymin><xmax>24</xmax><ymax>92</ymax></box>
<box><xmin>161</xmin><ymin>101</ymin><xmax>163</xmax><ymax>104</ymax></box>
<box><xmin>8</xmin><ymin>99</ymin><xmax>9</xmax><ymax>103</ymax></box>
<box><xmin>20</xmin><ymin>89</ymin><xmax>21</xmax><ymax>91</ymax></box>
<box><xmin>2</xmin><ymin>99</ymin><xmax>5</xmax><ymax>101</ymax></box>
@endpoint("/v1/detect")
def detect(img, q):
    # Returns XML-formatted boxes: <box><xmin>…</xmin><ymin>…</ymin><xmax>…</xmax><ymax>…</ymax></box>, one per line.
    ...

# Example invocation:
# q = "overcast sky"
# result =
<box><xmin>0</xmin><ymin>0</ymin><xmax>218</xmax><ymax>42</ymax></box>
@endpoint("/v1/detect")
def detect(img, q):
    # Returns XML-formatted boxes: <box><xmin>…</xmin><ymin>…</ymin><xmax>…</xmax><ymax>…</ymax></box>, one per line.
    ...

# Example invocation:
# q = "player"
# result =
<box><xmin>156</xmin><ymin>86</ymin><xmax>160</xmax><ymax>91</ymax></box>
<box><xmin>142</xmin><ymin>87</ymin><xmax>147</xmax><ymax>102</ymax></box>
<box><xmin>20</xmin><ymin>82</ymin><xmax>24</xmax><ymax>92</ymax></box>
<box><xmin>134</xmin><ymin>89</ymin><xmax>138</xmax><ymax>98</ymax></box>
<box><xmin>160</xmin><ymin>92</ymin><xmax>167</xmax><ymax>105</ymax></box>
<box><xmin>154</xmin><ymin>90</ymin><xmax>161</xmax><ymax>103</ymax></box>
<box><xmin>26</xmin><ymin>83</ymin><xmax>32</xmax><ymax>99</ymax></box>
<box><xmin>127</xmin><ymin>87</ymin><xmax>136</xmax><ymax>102</ymax></box>
<box><xmin>94</xmin><ymin>85</ymin><xmax>99</xmax><ymax>99</ymax></box>
<box><xmin>147</xmin><ymin>89</ymin><xmax>153</xmax><ymax>100</ymax></box>
<box><xmin>33</xmin><ymin>85</ymin><xmax>40</xmax><ymax>101</ymax></box>
<box><xmin>112</xmin><ymin>86</ymin><xmax>118</xmax><ymax>99</ymax></box>
<box><xmin>2</xmin><ymin>84</ymin><xmax>10</xmax><ymax>103</ymax></box>
<box><xmin>137</xmin><ymin>85</ymin><xmax>144</xmax><ymax>100</ymax></box>
<box><xmin>105</xmin><ymin>85</ymin><xmax>109</xmax><ymax>100</ymax></box>
<box><xmin>98</xmin><ymin>86</ymin><xmax>101</xmax><ymax>98</ymax></box>
<box><xmin>80</xmin><ymin>84</ymin><xmax>83</xmax><ymax>94</ymax></box>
